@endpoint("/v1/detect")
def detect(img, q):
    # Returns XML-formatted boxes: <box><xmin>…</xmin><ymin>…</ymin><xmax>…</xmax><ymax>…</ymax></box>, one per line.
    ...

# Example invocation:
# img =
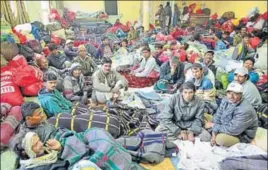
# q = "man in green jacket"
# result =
<box><xmin>38</xmin><ymin>72</ymin><xmax>72</xmax><ymax>118</ymax></box>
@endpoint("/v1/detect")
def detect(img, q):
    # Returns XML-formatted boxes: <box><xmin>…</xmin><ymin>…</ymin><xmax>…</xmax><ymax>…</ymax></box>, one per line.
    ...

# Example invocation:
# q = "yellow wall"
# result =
<box><xmin>24</xmin><ymin>1</ymin><xmax>42</xmax><ymax>22</ymax></box>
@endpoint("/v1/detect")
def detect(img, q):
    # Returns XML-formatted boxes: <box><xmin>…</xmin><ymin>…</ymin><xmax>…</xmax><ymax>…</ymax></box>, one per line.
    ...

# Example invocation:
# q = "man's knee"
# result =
<box><xmin>215</xmin><ymin>133</ymin><xmax>240</xmax><ymax>147</ymax></box>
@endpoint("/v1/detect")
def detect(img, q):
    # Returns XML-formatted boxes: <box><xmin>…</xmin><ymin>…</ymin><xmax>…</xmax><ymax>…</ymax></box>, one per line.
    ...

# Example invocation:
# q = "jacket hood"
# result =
<box><xmin>38</xmin><ymin>88</ymin><xmax>54</xmax><ymax>99</ymax></box>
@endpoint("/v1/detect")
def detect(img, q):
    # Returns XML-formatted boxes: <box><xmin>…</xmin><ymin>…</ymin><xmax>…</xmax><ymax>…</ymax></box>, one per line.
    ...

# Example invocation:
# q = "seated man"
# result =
<box><xmin>222</xmin><ymin>31</ymin><xmax>233</xmax><ymax>48</ymax></box>
<box><xmin>38</xmin><ymin>72</ymin><xmax>72</xmax><ymax>118</ymax></box>
<box><xmin>155</xmin><ymin>56</ymin><xmax>185</xmax><ymax>93</ymax></box>
<box><xmin>232</xmin><ymin>33</ymin><xmax>256</xmax><ymax>61</ymax></box>
<box><xmin>214</xmin><ymin>33</ymin><xmax>227</xmax><ymax>51</ymax></box>
<box><xmin>47</xmin><ymin>43</ymin><xmax>71</xmax><ymax>70</ymax></box>
<box><xmin>36</xmin><ymin>57</ymin><xmax>67</xmax><ymax>91</ymax></box>
<box><xmin>232</xmin><ymin>67</ymin><xmax>262</xmax><ymax>108</ymax></box>
<box><xmin>72</xmin><ymin>45</ymin><xmax>98</xmax><ymax>76</ymax></box>
<box><xmin>156</xmin><ymin>82</ymin><xmax>210</xmax><ymax>142</ymax></box>
<box><xmin>152</xmin><ymin>43</ymin><xmax>165</xmax><ymax>66</ymax></box>
<box><xmin>206</xmin><ymin>82</ymin><xmax>258</xmax><ymax>147</ymax></box>
<box><xmin>132</xmin><ymin>46</ymin><xmax>160</xmax><ymax>77</ymax></box>
<box><xmin>92</xmin><ymin>57</ymin><xmax>128</xmax><ymax>105</ymax></box>
<box><xmin>64</xmin><ymin>39</ymin><xmax>78</xmax><ymax>61</ymax></box>
<box><xmin>189</xmin><ymin>63</ymin><xmax>215</xmax><ymax>102</ymax></box>
<box><xmin>63</xmin><ymin>63</ymin><xmax>90</xmax><ymax>104</ymax></box>
<box><xmin>228</xmin><ymin>57</ymin><xmax>259</xmax><ymax>84</ymax></box>
<box><xmin>96</xmin><ymin>36</ymin><xmax>113</xmax><ymax>60</ymax></box>
<box><xmin>233</xmin><ymin>26</ymin><xmax>247</xmax><ymax>46</ymax></box>
<box><xmin>199</xmin><ymin>50</ymin><xmax>217</xmax><ymax>75</ymax></box>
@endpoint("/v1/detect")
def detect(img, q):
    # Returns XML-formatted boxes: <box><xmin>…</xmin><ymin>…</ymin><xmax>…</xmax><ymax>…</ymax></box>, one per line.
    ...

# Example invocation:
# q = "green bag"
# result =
<box><xmin>153</xmin><ymin>80</ymin><xmax>169</xmax><ymax>93</ymax></box>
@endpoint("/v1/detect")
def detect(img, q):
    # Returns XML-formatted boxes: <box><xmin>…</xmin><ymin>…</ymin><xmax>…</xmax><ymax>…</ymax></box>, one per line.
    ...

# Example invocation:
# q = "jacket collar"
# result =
<box><xmin>179</xmin><ymin>93</ymin><xmax>197</xmax><ymax>107</ymax></box>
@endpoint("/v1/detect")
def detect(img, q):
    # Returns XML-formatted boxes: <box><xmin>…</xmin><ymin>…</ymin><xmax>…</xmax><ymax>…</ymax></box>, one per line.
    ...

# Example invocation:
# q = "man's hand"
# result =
<box><xmin>205</xmin><ymin>121</ymin><xmax>214</xmax><ymax>129</ymax></box>
<box><xmin>111</xmin><ymin>86</ymin><xmax>120</xmax><ymax>93</ymax></box>
<box><xmin>177</xmin><ymin>130</ymin><xmax>188</xmax><ymax>140</ymax></box>
<box><xmin>46</xmin><ymin>139</ymin><xmax>62</xmax><ymax>151</ymax></box>
<box><xmin>210</xmin><ymin>133</ymin><xmax>216</xmax><ymax>146</ymax></box>
<box><xmin>81</xmin><ymin>95</ymin><xmax>89</xmax><ymax>105</ymax></box>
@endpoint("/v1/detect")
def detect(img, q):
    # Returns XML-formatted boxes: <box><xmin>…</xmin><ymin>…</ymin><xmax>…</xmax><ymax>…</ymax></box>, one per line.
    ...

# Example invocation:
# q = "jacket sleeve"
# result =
<box><xmin>92</xmin><ymin>72</ymin><xmax>111</xmax><ymax>92</ymax></box>
<box><xmin>159</xmin><ymin>95</ymin><xmax>181</xmax><ymax>136</ymax></box>
<box><xmin>63</xmin><ymin>77</ymin><xmax>82</xmax><ymax>101</ymax></box>
<box><xmin>175</xmin><ymin>63</ymin><xmax>185</xmax><ymax>86</ymax></box>
<box><xmin>89</xmin><ymin>57</ymin><xmax>98</xmax><ymax>72</ymax></box>
<box><xmin>160</xmin><ymin>63</ymin><xmax>172</xmax><ymax>81</ymax></box>
<box><xmin>135</xmin><ymin>58</ymin><xmax>157</xmax><ymax>77</ymax></box>
<box><xmin>64</xmin><ymin>48</ymin><xmax>78</xmax><ymax>57</ymax></box>
<box><xmin>95</xmin><ymin>47</ymin><xmax>102</xmax><ymax>58</ymax></box>
<box><xmin>188</xmin><ymin>101</ymin><xmax>205</xmax><ymax>135</ymax></box>
<box><xmin>212</xmin><ymin>98</ymin><xmax>226</xmax><ymax>125</ymax></box>
<box><xmin>212</xmin><ymin>106</ymin><xmax>254</xmax><ymax>136</ymax></box>
<box><xmin>42</xmin><ymin>100</ymin><xmax>66</xmax><ymax>118</ymax></box>
<box><xmin>114</xmin><ymin>71</ymin><xmax>128</xmax><ymax>89</ymax></box>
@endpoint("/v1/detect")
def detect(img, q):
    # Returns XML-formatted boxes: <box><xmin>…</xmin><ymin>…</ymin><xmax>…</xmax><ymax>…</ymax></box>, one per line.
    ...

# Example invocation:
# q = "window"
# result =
<box><xmin>104</xmin><ymin>0</ymin><xmax>118</xmax><ymax>15</ymax></box>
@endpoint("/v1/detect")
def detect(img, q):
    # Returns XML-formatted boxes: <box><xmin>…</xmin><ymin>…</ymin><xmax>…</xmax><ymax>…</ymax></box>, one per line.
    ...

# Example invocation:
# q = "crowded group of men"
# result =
<box><xmin>1</xmin><ymin>3</ymin><xmax>267</xmax><ymax>170</ymax></box>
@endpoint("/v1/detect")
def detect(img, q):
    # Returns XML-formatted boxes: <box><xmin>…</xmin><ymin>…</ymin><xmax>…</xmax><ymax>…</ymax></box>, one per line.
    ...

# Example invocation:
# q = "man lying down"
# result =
<box><xmin>12</xmin><ymin>129</ymin><xmax>145</xmax><ymax>170</ymax></box>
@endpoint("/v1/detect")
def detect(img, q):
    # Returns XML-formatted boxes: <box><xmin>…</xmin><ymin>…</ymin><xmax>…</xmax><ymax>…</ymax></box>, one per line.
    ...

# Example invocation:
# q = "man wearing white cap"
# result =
<box><xmin>233</xmin><ymin>67</ymin><xmax>262</xmax><ymax>108</ymax></box>
<box><xmin>205</xmin><ymin>82</ymin><xmax>258</xmax><ymax>147</ymax></box>
<box><xmin>64</xmin><ymin>40</ymin><xmax>78</xmax><ymax>61</ymax></box>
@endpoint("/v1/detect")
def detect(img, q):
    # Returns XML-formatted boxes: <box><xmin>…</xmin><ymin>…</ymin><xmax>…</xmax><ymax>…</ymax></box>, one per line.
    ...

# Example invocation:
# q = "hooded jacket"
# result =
<box><xmin>72</xmin><ymin>55</ymin><xmax>97</xmax><ymax>76</ymax></box>
<box><xmin>63</xmin><ymin>72</ymin><xmax>85</xmax><ymax>102</ymax></box>
<box><xmin>159</xmin><ymin>61</ymin><xmax>185</xmax><ymax>86</ymax></box>
<box><xmin>38</xmin><ymin>88</ymin><xmax>72</xmax><ymax>118</ymax></box>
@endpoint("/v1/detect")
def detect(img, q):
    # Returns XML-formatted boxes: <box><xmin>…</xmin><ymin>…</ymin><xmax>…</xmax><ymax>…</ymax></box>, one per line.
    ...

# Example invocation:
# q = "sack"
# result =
<box><xmin>249</xmin><ymin>37</ymin><xmax>261</xmax><ymax>49</ymax></box>
<box><xmin>17</xmin><ymin>44</ymin><xmax>35</xmax><ymax>62</ymax></box>
<box><xmin>7</xmin><ymin>54</ymin><xmax>28</xmax><ymax>67</ymax></box>
<box><xmin>21</xmin><ymin>81</ymin><xmax>43</xmax><ymax>96</ymax></box>
<box><xmin>202</xmin><ymin>8</ymin><xmax>211</xmax><ymax>16</ymax></box>
<box><xmin>47</xmin><ymin>108</ymin><xmax>121</xmax><ymax>138</ymax></box>
<box><xmin>31</xmin><ymin>21</ymin><xmax>45</xmax><ymax>31</ymax></box>
<box><xmin>46</xmin><ymin>22</ymin><xmax>62</xmax><ymax>31</ymax></box>
<box><xmin>0</xmin><ymin>42</ymin><xmax>19</xmax><ymax>61</ymax></box>
<box><xmin>0</xmin><ymin>67</ymin><xmax>24</xmax><ymax>106</ymax></box>
<box><xmin>153</xmin><ymin>80</ymin><xmax>169</xmax><ymax>93</ymax></box>
<box><xmin>222</xmin><ymin>11</ymin><xmax>235</xmax><ymax>20</ymax></box>
<box><xmin>0</xmin><ymin>106</ymin><xmax>22</xmax><ymax>147</ymax></box>
<box><xmin>52</xmin><ymin>29</ymin><xmax>66</xmax><ymax>40</ymax></box>
<box><xmin>27</xmin><ymin>40</ymin><xmax>43</xmax><ymax>53</ymax></box>
<box><xmin>13</xmin><ymin>65</ymin><xmax>43</xmax><ymax>87</ymax></box>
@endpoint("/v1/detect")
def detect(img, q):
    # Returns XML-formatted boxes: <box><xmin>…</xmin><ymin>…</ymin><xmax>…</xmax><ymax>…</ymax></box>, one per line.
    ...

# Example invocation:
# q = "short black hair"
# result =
<box><xmin>48</xmin><ymin>43</ymin><xmax>58</xmax><ymax>51</ymax></box>
<box><xmin>193</xmin><ymin>33</ymin><xmax>201</xmax><ymax>41</ymax></box>
<box><xmin>43</xmin><ymin>72</ymin><xmax>57</xmax><ymax>82</ymax></box>
<box><xmin>121</xmin><ymin>39</ymin><xmax>128</xmax><ymax>45</ymax></box>
<box><xmin>205</xmin><ymin>50</ymin><xmax>214</xmax><ymax>55</ymax></box>
<box><xmin>243</xmin><ymin>57</ymin><xmax>255</xmax><ymax>64</ymax></box>
<box><xmin>222</xmin><ymin>31</ymin><xmax>230</xmax><ymax>35</ymax></box>
<box><xmin>191</xmin><ymin>63</ymin><xmax>203</xmax><ymax>70</ymax></box>
<box><xmin>242</xmin><ymin>33</ymin><xmax>250</xmax><ymax>38</ymax></box>
<box><xmin>101</xmin><ymin>36</ymin><xmax>109</xmax><ymax>41</ymax></box>
<box><xmin>21</xmin><ymin>102</ymin><xmax>41</xmax><ymax>120</ymax></box>
<box><xmin>183</xmin><ymin>43</ymin><xmax>189</xmax><ymax>50</ymax></box>
<box><xmin>102</xmin><ymin>57</ymin><xmax>112</xmax><ymax>64</ymax></box>
<box><xmin>180</xmin><ymin>81</ymin><xmax>196</xmax><ymax>92</ymax></box>
<box><xmin>141</xmin><ymin>46</ymin><xmax>151</xmax><ymax>52</ymax></box>
<box><xmin>155</xmin><ymin>43</ymin><xmax>163</xmax><ymax>49</ymax></box>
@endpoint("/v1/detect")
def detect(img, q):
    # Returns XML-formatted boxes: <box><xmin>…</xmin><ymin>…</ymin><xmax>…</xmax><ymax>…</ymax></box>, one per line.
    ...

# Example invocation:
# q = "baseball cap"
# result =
<box><xmin>226</xmin><ymin>82</ymin><xmax>243</xmax><ymax>93</ymax></box>
<box><xmin>234</xmin><ymin>67</ymin><xmax>248</xmax><ymax>76</ymax></box>
<box><xmin>191</xmin><ymin>63</ymin><xmax>203</xmax><ymax>69</ymax></box>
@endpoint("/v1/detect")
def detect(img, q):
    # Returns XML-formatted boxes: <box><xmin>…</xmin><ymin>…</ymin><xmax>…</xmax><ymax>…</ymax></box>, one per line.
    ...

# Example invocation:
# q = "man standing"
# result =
<box><xmin>164</xmin><ymin>2</ymin><xmax>172</xmax><ymax>29</ymax></box>
<box><xmin>155</xmin><ymin>4</ymin><xmax>165</xmax><ymax>29</ymax></box>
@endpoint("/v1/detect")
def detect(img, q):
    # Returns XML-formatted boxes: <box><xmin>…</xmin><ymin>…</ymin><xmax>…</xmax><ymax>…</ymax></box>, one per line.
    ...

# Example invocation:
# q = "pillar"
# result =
<box><xmin>142</xmin><ymin>1</ymin><xmax>150</xmax><ymax>31</ymax></box>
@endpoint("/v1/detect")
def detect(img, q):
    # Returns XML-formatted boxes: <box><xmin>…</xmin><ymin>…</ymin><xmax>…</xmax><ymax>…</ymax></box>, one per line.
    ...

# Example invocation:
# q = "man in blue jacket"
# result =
<box><xmin>205</xmin><ymin>82</ymin><xmax>258</xmax><ymax>147</ymax></box>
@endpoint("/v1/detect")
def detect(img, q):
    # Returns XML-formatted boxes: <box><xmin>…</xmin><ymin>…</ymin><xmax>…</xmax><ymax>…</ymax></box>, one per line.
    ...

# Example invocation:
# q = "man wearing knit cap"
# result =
<box><xmin>63</xmin><ymin>63</ymin><xmax>91</xmax><ymax>104</ymax></box>
<box><xmin>64</xmin><ymin>40</ymin><xmax>78</xmax><ymax>61</ymax></box>
<box><xmin>72</xmin><ymin>45</ymin><xmax>98</xmax><ymax>77</ymax></box>
<box><xmin>155</xmin><ymin>56</ymin><xmax>185</xmax><ymax>93</ymax></box>
<box><xmin>205</xmin><ymin>82</ymin><xmax>258</xmax><ymax>147</ymax></box>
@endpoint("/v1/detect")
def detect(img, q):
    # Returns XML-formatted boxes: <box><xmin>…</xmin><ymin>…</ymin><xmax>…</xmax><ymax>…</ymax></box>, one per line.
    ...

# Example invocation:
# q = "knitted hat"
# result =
<box><xmin>78</xmin><ymin>45</ymin><xmax>86</xmax><ymax>52</ymax></box>
<box><xmin>65</xmin><ymin>40</ymin><xmax>74</xmax><ymax>45</ymax></box>
<box><xmin>21</xmin><ymin>102</ymin><xmax>41</xmax><ymax>120</ymax></box>
<box><xmin>22</xmin><ymin>132</ymin><xmax>38</xmax><ymax>158</ymax></box>
<box><xmin>69</xmin><ymin>63</ymin><xmax>81</xmax><ymax>73</ymax></box>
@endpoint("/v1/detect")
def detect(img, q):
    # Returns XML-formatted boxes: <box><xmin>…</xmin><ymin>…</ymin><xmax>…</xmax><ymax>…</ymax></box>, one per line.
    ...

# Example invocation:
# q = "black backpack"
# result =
<box><xmin>17</xmin><ymin>44</ymin><xmax>35</xmax><ymax>62</ymax></box>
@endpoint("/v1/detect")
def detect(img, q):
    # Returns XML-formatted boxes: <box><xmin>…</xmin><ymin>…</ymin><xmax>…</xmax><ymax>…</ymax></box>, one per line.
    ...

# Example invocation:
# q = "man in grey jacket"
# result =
<box><xmin>91</xmin><ymin>57</ymin><xmax>128</xmax><ymax>105</ymax></box>
<box><xmin>156</xmin><ymin>82</ymin><xmax>211</xmax><ymax>142</ymax></box>
<box><xmin>206</xmin><ymin>82</ymin><xmax>258</xmax><ymax>147</ymax></box>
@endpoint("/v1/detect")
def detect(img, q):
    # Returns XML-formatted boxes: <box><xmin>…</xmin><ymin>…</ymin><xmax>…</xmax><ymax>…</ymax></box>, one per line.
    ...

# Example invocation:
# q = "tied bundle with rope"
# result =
<box><xmin>47</xmin><ymin>102</ymin><xmax>121</xmax><ymax>138</ymax></box>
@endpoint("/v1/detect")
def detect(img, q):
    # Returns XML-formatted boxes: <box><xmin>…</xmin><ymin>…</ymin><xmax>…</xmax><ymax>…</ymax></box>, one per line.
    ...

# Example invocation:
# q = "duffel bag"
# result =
<box><xmin>28</xmin><ymin>40</ymin><xmax>43</xmax><ymax>54</ymax></box>
<box><xmin>222</xmin><ymin>11</ymin><xmax>235</xmax><ymax>20</ymax></box>
<box><xmin>47</xmin><ymin>111</ymin><xmax>121</xmax><ymax>138</ymax></box>
<box><xmin>0</xmin><ymin>42</ymin><xmax>19</xmax><ymax>61</ymax></box>
<box><xmin>46</xmin><ymin>22</ymin><xmax>62</xmax><ymax>32</ymax></box>
<box><xmin>17</xmin><ymin>44</ymin><xmax>35</xmax><ymax>62</ymax></box>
